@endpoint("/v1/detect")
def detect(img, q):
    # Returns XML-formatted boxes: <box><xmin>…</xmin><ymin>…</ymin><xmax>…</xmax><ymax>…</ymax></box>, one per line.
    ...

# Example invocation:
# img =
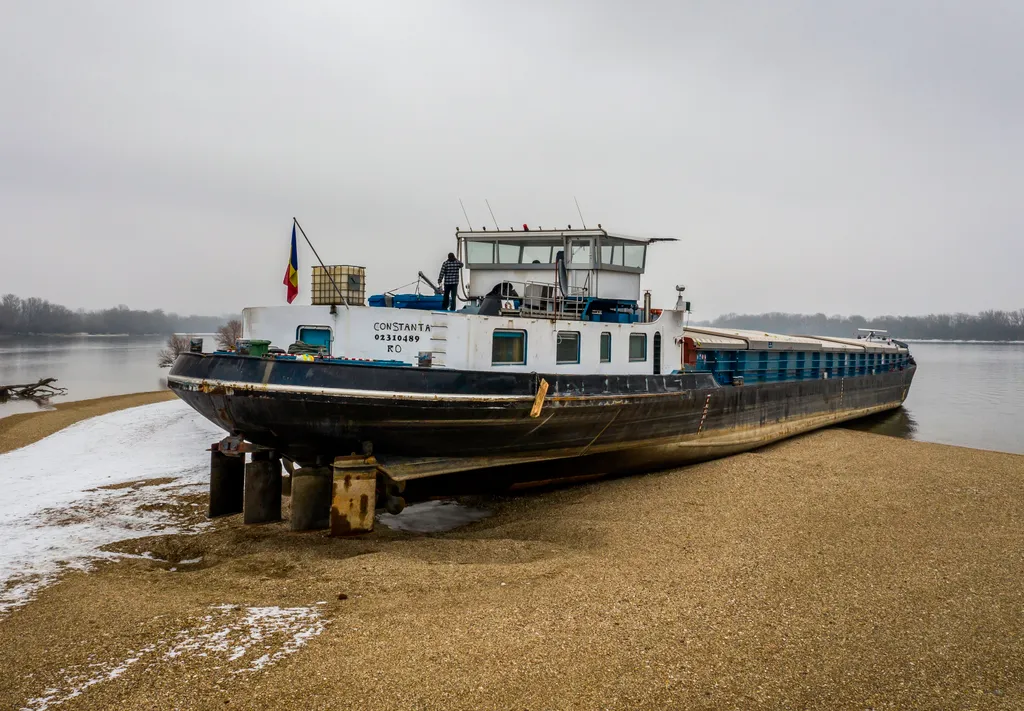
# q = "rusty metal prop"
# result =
<box><xmin>330</xmin><ymin>455</ymin><xmax>378</xmax><ymax>535</ymax></box>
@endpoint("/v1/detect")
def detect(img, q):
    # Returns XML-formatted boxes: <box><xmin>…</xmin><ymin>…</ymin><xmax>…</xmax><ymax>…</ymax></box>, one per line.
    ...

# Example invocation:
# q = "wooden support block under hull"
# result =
<box><xmin>209</xmin><ymin>449</ymin><xmax>244</xmax><ymax>518</ymax></box>
<box><xmin>290</xmin><ymin>467</ymin><xmax>332</xmax><ymax>531</ymax></box>
<box><xmin>330</xmin><ymin>458</ymin><xmax>377</xmax><ymax>535</ymax></box>
<box><xmin>243</xmin><ymin>454</ymin><xmax>283</xmax><ymax>524</ymax></box>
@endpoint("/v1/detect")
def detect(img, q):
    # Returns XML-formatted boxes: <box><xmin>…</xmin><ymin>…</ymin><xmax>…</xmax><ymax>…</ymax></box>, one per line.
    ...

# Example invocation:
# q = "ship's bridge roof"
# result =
<box><xmin>455</xmin><ymin>227</ymin><xmax>677</xmax><ymax>245</ymax></box>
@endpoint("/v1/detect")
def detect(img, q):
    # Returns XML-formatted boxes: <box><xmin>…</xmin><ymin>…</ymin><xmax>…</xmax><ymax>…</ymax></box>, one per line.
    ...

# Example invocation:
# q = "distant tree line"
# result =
<box><xmin>701</xmin><ymin>309</ymin><xmax>1024</xmax><ymax>341</ymax></box>
<box><xmin>0</xmin><ymin>294</ymin><xmax>230</xmax><ymax>335</ymax></box>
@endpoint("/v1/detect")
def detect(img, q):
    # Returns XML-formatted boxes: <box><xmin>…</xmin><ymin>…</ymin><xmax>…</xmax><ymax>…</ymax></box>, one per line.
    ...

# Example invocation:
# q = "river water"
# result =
<box><xmin>0</xmin><ymin>335</ymin><xmax>209</xmax><ymax>418</ymax></box>
<box><xmin>1</xmin><ymin>337</ymin><xmax>1022</xmax><ymax>455</ymax></box>
<box><xmin>845</xmin><ymin>341</ymin><xmax>1024</xmax><ymax>454</ymax></box>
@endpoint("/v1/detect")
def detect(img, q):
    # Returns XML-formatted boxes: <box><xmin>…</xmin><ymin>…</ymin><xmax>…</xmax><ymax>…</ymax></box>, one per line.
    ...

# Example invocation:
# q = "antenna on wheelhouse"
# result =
<box><xmin>485</xmin><ymin>199</ymin><xmax>499</xmax><ymax>230</ymax></box>
<box><xmin>459</xmin><ymin>199</ymin><xmax>474</xmax><ymax>231</ymax></box>
<box><xmin>574</xmin><ymin>196</ymin><xmax>588</xmax><ymax>229</ymax></box>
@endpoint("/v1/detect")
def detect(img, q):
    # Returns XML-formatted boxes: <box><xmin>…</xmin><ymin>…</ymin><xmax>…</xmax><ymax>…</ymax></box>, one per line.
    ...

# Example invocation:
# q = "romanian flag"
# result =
<box><xmin>283</xmin><ymin>224</ymin><xmax>299</xmax><ymax>303</ymax></box>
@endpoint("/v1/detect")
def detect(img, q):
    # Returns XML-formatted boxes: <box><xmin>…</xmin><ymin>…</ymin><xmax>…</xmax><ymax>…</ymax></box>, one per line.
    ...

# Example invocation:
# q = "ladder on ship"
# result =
<box><xmin>429</xmin><ymin>314</ymin><xmax>448</xmax><ymax>367</ymax></box>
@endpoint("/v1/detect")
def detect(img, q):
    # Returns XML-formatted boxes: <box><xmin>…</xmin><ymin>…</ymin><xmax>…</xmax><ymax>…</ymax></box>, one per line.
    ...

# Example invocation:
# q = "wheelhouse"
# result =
<box><xmin>458</xmin><ymin>227</ymin><xmax>669</xmax><ymax>303</ymax></box>
<box><xmin>454</xmin><ymin>227</ymin><xmax>675</xmax><ymax>326</ymax></box>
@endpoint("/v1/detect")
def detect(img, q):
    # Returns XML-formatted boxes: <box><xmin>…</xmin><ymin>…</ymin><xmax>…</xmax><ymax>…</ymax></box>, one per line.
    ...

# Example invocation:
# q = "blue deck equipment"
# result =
<box><xmin>369</xmin><ymin>293</ymin><xmax>445</xmax><ymax>311</ymax></box>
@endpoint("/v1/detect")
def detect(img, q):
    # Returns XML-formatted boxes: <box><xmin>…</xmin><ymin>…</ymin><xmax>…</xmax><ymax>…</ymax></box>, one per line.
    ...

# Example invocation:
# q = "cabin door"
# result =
<box><xmin>653</xmin><ymin>332</ymin><xmax>662</xmax><ymax>375</ymax></box>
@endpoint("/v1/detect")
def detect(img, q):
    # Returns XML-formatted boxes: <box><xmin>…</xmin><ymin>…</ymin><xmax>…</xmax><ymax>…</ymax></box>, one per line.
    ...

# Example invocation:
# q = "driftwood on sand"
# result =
<box><xmin>0</xmin><ymin>378</ymin><xmax>68</xmax><ymax>403</ymax></box>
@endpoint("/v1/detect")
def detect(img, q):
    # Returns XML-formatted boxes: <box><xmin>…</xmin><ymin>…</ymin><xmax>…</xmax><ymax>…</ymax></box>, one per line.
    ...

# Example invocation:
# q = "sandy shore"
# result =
<box><xmin>0</xmin><ymin>391</ymin><xmax>175</xmax><ymax>454</ymax></box>
<box><xmin>1</xmin><ymin>428</ymin><xmax>1022</xmax><ymax>710</ymax></box>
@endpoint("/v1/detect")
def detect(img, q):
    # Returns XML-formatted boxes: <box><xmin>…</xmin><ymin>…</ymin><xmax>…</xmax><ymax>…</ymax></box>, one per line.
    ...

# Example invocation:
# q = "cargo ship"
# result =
<box><xmin>168</xmin><ymin>226</ymin><xmax>916</xmax><ymax>498</ymax></box>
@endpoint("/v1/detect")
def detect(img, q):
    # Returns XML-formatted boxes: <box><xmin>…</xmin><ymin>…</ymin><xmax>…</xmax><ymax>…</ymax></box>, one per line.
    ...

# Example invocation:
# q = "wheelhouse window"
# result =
<box><xmin>599</xmin><ymin>240</ymin><xmax>647</xmax><ymax>270</ymax></box>
<box><xmin>556</xmin><ymin>331</ymin><xmax>581</xmax><ymax>365</ymax></box>
<box><xmin>568</xmin><ymin>239</ymin><xmax>593</xmax><ymax>267</ymax></box>
<box><xmin>497</xmin><ymin>243</ymin><xmax>522</xmax><ymax>264</ymax></box>
<box><xmin>467</xmin><ymin>241</ymin><xmax>495</xmax><ymax>264</ymax></box>
<box><xmin>600</xmin><ymin>332</ymin><xmax>612</xmax><ymax>363</ymax></box>
<box><xmin>629</xmin><ymin>333</ymin><xmax>647</xmax><ymax>361</ymax></box>
<box><xmin>297</xmin><ymin>326</ymin><xmax>332</xmax><ymax>355</ymax></box>
<box><xmin>492</xmin><ymin>330</ymin><xmax>526</xmax><ymax>365</ymax></box>
<box><xmin>623</xmin><ymin>245</ymin><xmax>646</xmax><ymax>269</ymax></box>
<box><xmin>467</xmin><ymin>240</ymin><xmax>560</xmax><ymax>267</ymax></box>
<box><xmin>521</xmin><ymin>245</ymin><xmax>554</xmax><ymax>264</ymax></box>
<box><xmin>600</xmin><ymin>244</ymin><xmax>623</xmax><ymax>266</ymax></box>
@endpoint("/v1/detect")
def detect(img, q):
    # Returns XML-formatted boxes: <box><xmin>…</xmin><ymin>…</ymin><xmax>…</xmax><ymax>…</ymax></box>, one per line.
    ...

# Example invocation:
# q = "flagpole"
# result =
<box><xmin>292</xmin><ymin>217</ymin><xmax>350</xmax><ymax>310</ymax></box>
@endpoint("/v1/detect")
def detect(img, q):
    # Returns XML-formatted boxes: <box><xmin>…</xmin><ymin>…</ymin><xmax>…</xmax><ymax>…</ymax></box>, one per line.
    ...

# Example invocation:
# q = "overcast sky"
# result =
<box><xmin>2</xmin><ymin>1</ymin><xmax>1021</xmax><ymax>319</ymax></box>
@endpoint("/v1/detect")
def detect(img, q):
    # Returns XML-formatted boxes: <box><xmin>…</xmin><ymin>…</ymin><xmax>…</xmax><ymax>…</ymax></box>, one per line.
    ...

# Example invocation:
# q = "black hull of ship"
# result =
<box><xmin>167</xmin><ymin>353</ymin><xmax>916</xmax><ymax>481</ymax></box>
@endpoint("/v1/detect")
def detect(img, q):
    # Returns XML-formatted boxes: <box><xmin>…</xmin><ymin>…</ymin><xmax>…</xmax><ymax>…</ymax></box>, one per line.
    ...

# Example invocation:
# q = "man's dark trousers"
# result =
<box><xmin>441</xmin><ymin>284</ymin><xmax>457</xmax><ymax>311</ymax></box>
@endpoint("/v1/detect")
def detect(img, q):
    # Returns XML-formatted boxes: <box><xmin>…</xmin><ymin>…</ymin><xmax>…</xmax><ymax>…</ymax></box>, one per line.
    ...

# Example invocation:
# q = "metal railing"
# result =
<box><xmin>484</xmin><ymin>278</ymin><xmax>590</xmax><ymax>319</ymax></box>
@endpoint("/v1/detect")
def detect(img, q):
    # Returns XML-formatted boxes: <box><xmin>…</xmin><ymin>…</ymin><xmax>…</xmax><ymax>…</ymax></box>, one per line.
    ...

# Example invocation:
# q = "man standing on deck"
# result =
<box><xmin>438</xmin><ymin>252</ymin><xmax>463</xmax><ymax>311</ymax></box>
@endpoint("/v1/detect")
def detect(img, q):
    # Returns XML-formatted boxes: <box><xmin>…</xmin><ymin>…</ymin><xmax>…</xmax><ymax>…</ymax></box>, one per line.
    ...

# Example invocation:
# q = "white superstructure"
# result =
<box><xmin>240</xmin><ymin>226</ymin><xmax>907</xmax><ymax>379</ymax></box>
<box><xmin>243</xmin><ymin>227</ymin><xmax>682</xmax><ymax>375</ymax></box>
<box><xmin>243</xmin><ymin>304</ymin><xmax>680</xmax><ymax>375</ymax></box>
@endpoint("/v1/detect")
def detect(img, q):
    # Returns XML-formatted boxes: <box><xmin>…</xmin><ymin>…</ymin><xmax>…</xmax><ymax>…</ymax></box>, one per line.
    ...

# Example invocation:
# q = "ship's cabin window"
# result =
<box><xmin>492</xmin><ymin>330</ymin><xmax>527</xmax><ymax>365</ymax></box>
<box><xmin>629</xmin><ymin>333</ymin><xmax>647</xmax><ymax>362</ymax></box>
<box><xmin>465</xmin><ymin>235</ymin><xmax>648</xmax><ymax>271</ymax></box>
<box><xmin>623</xmin><ymin>245</ymin><xmax>645</xmax><ymax>269</ymax></box>
<box><xmin>296</xmin><ymin>326</ymin><xmax>332</xmax><ymax>355</ymax></box>
<box><xmin>467</xmin><ymin>241</ymin><xmax>495</xmax><ymax>264</ymax></box>
<box><xmin>600</xmin><ymin>244</ymin><xmax>622</xmax><ymax>266</ymax></box>
<box><xmin>497</xmin><ymin>243</ymin><xmax>522</xmax><ymax>264</ymax></box>
<box><xmin>466</xmin><ymin>239</ymin><xmax>562</xmax><ymax>267</ymax></box>
<box><xmin>568</xmin><ymin>239</ymin><xmax>593</xmax><ymax>267</ymax></box>
<box><xmin>556</xmin><ymin>331</ymin><xmax>581</xmax><ymax>364</ymax></box>
<box><xmin>599</xmin><ymin>241</ymin><xmax>647</xmax><ymax>270</ymax></box>
<box><xmin>600</xmin><ymin>332</ymin><xmax>612</xmax><ymax>363</ymax></box>
<box><xmin>522</xmin><ymin>245</ymin><xmax>554</xmax><ymax>264</ymax></box>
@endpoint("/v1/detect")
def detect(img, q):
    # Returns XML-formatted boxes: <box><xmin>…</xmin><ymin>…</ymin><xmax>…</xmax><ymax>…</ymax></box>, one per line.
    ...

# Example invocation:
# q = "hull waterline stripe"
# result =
<box><xmin>167</xmin><ymin>375</ymin><xmax>535</xmax><ymax>402</ymax></box>
<box><xmin>166</xmin><ymin>375</ymin><xmax>719</xmax><ymax>403</ymax></box>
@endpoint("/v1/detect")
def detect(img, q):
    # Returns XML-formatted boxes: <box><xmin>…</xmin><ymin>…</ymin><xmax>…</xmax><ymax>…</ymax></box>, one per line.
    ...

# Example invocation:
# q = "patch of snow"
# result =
<box><xmin>377</xmin><ymin>499</ymin><xmax>491</xmax><ymax>533</ymax></box>
<box><xmin>21</xmin><ymin>604</ymin><xmax>327</xmax><ymax>710</ymax></box>
<box><xmin>0</xmin><ymin>401</ymin><xmax>225</xmax><ymax>616</ymax></box>
<box><xmin>24</xmin><ymin>642</ymin><xmax>159</xmax><ymax>710</ymax></box>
